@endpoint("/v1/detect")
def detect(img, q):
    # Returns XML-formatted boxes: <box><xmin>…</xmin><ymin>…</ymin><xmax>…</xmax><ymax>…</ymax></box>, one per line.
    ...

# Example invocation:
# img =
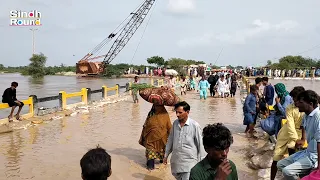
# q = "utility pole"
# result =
<box><xmin>30</xmin><ymin>28</ymin><xmax>38</xmax><ymax>55</ymax></box>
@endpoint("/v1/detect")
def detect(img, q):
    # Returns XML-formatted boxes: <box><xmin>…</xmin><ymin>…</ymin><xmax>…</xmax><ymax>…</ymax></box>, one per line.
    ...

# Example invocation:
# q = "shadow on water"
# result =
<box><xmin>109</xmin><ymin>147</ymin><xmax>146</xmax><ymax>166</ymax></box>
<box><xmin>132</xmin><ymin>173</ymin><xmax>163</xmax><ymax>180</ymax></box>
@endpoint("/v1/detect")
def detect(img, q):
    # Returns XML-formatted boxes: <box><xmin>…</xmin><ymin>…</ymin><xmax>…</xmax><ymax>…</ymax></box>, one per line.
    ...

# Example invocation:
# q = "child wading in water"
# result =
<box><xmin>243</xmin><ymin>85</ymin><xmax>258</xmax><ymax>137</ymax></box>
<box><xmin>189</xmin><ymin>77</ymin><xmax>196</xmax><ymax>90</ymax></box>
<box><xmin>179</xmin><ymin>77</ymin><xmax>187</xmax><ymax>95</ymax></box>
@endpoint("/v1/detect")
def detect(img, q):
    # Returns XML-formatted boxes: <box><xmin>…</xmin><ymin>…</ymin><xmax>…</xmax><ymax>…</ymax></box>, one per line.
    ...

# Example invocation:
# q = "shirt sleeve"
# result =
<box><xmin>230</xmin><ymin>160</ymin><xmax>239</xmax><ymax>180</ymax></box>
<box><xmin>189</xmin><ymin>167</ymin><xmax>199</xmax><ymax>180</ymax></box>
<box><xmin>277</xmin><ymin>96</ymin><xmax>291</xmax><ymax>117</ymax></box>
<box><xmin>195</xmin><ymin>125</ymin><xmax>206</xmax><ymax>161</ymax></box>
<box><xmin>244</xmin><ymin>95</ymin><xmax>255</xmax><ymax>113</ymax></box>
<box><xmin>13</xmin><ymin>90</ymin><xmax>17</xmax><ymax>101</ymax></box>
<box><xmin>286</xmin><ymin>106</ymin><xmax>299</xmax><ymax>148</ymax></box>
<box><xmin>165</xmin><ymin>121</ymin><xmax>174</xmax><ymax>158</ymax></box>
<box><xmin>314</xmin><ymin>118</ymin><xmax>320</xmax><ymax>142</ymax></box>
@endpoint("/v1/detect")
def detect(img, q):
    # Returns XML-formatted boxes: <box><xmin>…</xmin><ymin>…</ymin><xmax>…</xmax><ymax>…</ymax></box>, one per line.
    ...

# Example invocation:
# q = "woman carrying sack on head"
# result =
<box><xmin>139</xmin><ymin>104</ymin><xmax>172</xmax><ymax>170</ymax></box>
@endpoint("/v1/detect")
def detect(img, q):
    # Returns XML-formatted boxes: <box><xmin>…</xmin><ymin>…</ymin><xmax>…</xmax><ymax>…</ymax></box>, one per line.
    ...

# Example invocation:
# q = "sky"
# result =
<box><xmin>1</xmin><ymin>0</ymin><xmax>320</xmax><ymax>67</ymax></box>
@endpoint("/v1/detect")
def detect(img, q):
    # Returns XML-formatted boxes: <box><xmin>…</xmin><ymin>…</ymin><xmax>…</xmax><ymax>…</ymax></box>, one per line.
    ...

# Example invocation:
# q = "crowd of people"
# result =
<box><xmin>245</xmin><ymin>68</ymin><xmax>320</xmax><ymax>78</ymax></box>
<box><xmin>3</xmin><ymin>73</ymin><xmax>320</xmax><ymax>180</ymax></box>
<box><xmin>80</xmin><ymin>101</ymin><xmax>238</xmax><ymax>180</ymax></box>
<box><xmin>243</xmin><ymin>76</ymin><xmax>320</xmax><ymax>179</ymax></box>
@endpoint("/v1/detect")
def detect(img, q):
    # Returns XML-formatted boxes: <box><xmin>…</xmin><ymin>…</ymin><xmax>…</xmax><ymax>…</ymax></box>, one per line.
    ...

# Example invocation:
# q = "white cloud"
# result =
<box><xmin>167</xmin><ymin>0</ymin><xmax>195</xmax><ymax>14</ymax></box>
<box><xmin>178</xmin><ymin>19</ymin><xmax>300</xmax><ymax>47</ymax></box>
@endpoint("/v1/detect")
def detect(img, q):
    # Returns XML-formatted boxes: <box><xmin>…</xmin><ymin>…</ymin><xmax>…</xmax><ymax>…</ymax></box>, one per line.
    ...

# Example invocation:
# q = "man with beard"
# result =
<box><xmin>189</xmin><ymin>123</ymin><xmax>238</xmax><ymax>180</ymax></box>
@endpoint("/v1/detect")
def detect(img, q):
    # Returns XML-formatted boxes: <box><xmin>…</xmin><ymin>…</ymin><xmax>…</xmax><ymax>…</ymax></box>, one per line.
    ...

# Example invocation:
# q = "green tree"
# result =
<box><xmin>267</xmin><ymin>60</ymin><xmax>272</xmax><ymax>66</ymax></box>
<box><xmin>227</xmin><ymin>65</ymin><xmax>234</xmax><ymax>69</ymax></box>
<box><xmin>147</xmin><ymin>56</ymin><xmax>165</xmax><ymax>67</ymax></box>
<box><xmin>0</xmin><ymin>64</ymin><xmax>4</xmax><ymax>70</ymax></box>
<box><xmin>27</xmin><ymin>53</ymin><xmax>47</xmax><ymax>78</ymax></box>
<box><xmin>269</xmin><ymin>55</ymin><xmax>318</xmax><ymax>69</ymax></box>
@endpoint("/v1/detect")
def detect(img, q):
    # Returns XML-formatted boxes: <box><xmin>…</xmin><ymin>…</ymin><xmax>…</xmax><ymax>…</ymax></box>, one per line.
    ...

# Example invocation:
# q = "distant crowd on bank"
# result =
<box><xmin>246</xmin><ymin>67</ymin><xmax>320</xmax><ymax>78</ymax></box>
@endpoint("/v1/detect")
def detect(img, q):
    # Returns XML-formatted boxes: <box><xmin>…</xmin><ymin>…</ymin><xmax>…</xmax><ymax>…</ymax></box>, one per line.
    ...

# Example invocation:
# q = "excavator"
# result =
<box><xmin>76</xmin><ymin>0</ymin><xmax>156</xmax><ymax>76</ymax></box>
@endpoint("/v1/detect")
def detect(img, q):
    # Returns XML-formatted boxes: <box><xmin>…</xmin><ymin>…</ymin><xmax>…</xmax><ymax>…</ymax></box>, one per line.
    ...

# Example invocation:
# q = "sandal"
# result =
<box><xmin>8</xmin><ymin>116</ymin><xmax>13</xmax><ymax>122</ymax></box>
<box><xmin>14</xmin><ymin>115</ymin><xmax>21</xmax><ymax>121</ymax></box>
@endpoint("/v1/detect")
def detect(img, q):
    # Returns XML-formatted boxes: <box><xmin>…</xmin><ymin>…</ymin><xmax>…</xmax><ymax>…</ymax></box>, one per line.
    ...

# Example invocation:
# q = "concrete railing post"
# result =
<box><xmin>59</xmin><ymin>91</ymin><xmax>67</xmax><ymax>110</ymax></box>
<box><xmin>87</xmin><ymin>88</ymin><xmax>92</xmax><ymax>103</ymax></box>
<box><xmin>102</xmin><ymin>86</ymin><xmax>107</xmax><ymax>99</ymax></box>
<box><xmin>115</xmin><ymin>84</ymin><xmax>119</xmax><ymax>97</ymax></box>
<box><xmin>81</xmin><ymin>88</ymin><xmax>88</xmax><ymax>104</ymax></box>
<box><xmin>29</xmin><ymin>95</ymin><xmax>38</xmax><ymax>116</ymax></box>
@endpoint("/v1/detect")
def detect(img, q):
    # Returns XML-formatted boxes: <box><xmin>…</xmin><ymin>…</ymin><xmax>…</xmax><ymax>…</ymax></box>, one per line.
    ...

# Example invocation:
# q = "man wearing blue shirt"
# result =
<box><xmin>277</xmin><ymin>90</ymin><xmax>320</xmax><ymax>179</ymax></box>
<box><xmin>262</xmin><ymin>77</ymin><xmax>275</xmax><ymax>105</ymax></box>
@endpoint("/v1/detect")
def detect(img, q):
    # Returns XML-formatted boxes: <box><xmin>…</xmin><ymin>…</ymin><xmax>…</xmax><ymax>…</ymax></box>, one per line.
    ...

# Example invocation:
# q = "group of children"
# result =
<box><xmin>243</xmin><ymin>76</ymin><xmax>320</xmax><ymax>179</ymax></box>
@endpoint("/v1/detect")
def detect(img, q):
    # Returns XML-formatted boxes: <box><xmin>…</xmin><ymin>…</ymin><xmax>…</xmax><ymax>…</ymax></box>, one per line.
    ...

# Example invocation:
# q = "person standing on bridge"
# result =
<box><xmin>139</xmin><ymin>104</ymin><xmax>172</xmax><ymax>170</ymax></box>
<box><xmin>198</xmin><ymin>76</ymin><xmax>210</xmax><ymax>100</ymax></box>
<box><xmin>163</xmin><ymin>101</ymin><xmax>206</xmax><ymax>180</ymax></box>
<box><xmin>2</xmin><ymin>82</ymin><xmax>24</xmax><ymax>122</ymax></box>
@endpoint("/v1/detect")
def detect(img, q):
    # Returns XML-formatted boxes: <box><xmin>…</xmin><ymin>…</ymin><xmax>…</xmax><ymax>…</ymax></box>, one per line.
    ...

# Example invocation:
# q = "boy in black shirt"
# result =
<box><xmin>2</xmin><ymin>82</ymin><xmax>24</xmax><ymax>121</ymax></box>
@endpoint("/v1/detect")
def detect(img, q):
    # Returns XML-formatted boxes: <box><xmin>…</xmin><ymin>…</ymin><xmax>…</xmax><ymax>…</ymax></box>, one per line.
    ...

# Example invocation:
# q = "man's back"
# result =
<box><xmin>2</xmin><ymin>88</ymin><xmax>15</xmax><ymax>102</ymax></box>
<box><xmin>264</xmin><ymin>84</ymin><xmax>275</xmax><ymax>105</ymax></box>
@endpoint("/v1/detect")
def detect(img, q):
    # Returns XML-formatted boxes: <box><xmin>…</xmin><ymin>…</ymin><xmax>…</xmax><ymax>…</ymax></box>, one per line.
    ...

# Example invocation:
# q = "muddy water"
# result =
<box><xmin>0</xmin><ymin>76</ymin><xmax>319</xmax><ymax>180</ymax></box>
<box><xmin>0</xmin><ymin>73</ymin><xmax>151</xmax><ymax>118</ymax></box>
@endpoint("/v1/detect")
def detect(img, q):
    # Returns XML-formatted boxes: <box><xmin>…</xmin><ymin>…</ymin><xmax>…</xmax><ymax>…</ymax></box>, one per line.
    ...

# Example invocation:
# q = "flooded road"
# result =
<box><xmin>0</xmin><ymin>73</ymin><xmax>150</xmax><ymax>118</ymax></box>
<box><xmin>0</xmin><ymin>74</ymin><xmax>320</xmax><ymax>180</ymax></box>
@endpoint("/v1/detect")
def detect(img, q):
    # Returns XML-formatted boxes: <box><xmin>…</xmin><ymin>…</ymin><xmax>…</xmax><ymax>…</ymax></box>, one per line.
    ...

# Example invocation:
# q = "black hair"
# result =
<box><xmin>80</xmin><ymin>145</ymin><xmax>111</xmax><ymax>180</ymax></box>
<box><xmin>250</xmin><ymin>85</ymin><xmax>258</xmax><ymax>93</ymax></box>
<box><xmin>202</xmin><ymin>123</ymin><xmax>233</xmax><ymax>150</ymax></box>
<box><xmin>289</xmin><ymin>86</ymin><xmax>305</xmax><ymax>99</ymax></box>
<box><xmin>260</xmin><ymin>103</ymin><xmax>268</xmax><ymax>112</ymax></box>
<box><xmin>255</xmin><ymin>77</ymin><xmax>262</xmax><ymax>85</ymax></box>
<box><xmin>174</xmin><ymin>101</ymin><xmax>190</xmax><ymax>111</ymax></box>
<box><xmin>134</xmin><ymin>76</ymin><xmax>138</xmax><ymax>79</ymax></box>
<box><xmin>297</xmin><ymin>90</ymin><xmax>319</xmax><ymax>108</ymax></box>
<box><xmin>262</xmin><ymin>77</ymin><xmax>268</xmax><ymax>82</ymax></box>
<box><xmin>11</xmin><ymin>82</ymin><xmax>18</xmax><ymax>87</ymax></box>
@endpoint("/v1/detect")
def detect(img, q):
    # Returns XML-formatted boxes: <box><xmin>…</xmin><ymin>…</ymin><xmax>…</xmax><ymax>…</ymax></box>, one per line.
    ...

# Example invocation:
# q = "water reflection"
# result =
<box><xmin>28</xmin><ymin>126</ymin><xmax>39</xmax><ymax>145</ymax></box>
<box><xmin>5</xmin><ymin>131</ymin><xmax>24</xmax><ymax>179</ymax></box>
<box><xmin>0</xmin><ymin>78</ymin><xmax>319</xmax><ymax>179</ymax></box>
<box><xmin>28</xmin><ymin>77</ymin><xmax>44</xmax><ymax>85</ymax></box>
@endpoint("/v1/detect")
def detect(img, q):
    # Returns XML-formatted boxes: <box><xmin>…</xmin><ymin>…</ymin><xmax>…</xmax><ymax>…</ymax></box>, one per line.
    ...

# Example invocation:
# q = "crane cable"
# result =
<box><xmin>129</xmin><ymin>0</ymin><xmax>157</xmax><ymax>64</ymax></box>
<box><xmin>87</xmin><ymin>0</ymin><xmax>147</xmax><ymax>56</ymax></box>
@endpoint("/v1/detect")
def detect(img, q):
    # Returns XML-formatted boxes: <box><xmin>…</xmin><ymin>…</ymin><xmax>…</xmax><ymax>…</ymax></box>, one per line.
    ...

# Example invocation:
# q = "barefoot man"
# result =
<box><xmin>2</xmin><ymin>82</ymin><xmax>24</xmax><ymax>121</ymax></box>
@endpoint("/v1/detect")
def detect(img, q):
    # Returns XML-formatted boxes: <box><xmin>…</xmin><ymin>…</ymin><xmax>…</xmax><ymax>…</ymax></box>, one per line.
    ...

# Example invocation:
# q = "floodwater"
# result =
<box><xmin>0</xmin><ymin>74</ymin><xmax>320</xmax><ymax>180</ymax></box>
<box><xmin>0</xmin><ymin>73</ymin><xmax>151</xmax><ymax>119</ymax></box>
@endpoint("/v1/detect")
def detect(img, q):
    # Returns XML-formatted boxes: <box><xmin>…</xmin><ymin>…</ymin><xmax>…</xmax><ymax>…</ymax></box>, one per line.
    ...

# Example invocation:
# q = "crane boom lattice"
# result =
<box><xmin>103</xmin><ymin>0</ymin><xmax>155</xmax><ymax>66</ymax></box>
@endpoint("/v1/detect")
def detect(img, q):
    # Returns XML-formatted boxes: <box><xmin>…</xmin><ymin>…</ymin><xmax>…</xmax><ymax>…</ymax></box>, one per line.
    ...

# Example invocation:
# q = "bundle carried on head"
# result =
<box><xmin>139</xmin><ymin>86</ymin><xmax>180</xmax><ymax>106</ymax></box>
<box><xmin>129</xmin><ymin>83</ymin><xmax>154</xmax><ymax>94</ymax></box>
